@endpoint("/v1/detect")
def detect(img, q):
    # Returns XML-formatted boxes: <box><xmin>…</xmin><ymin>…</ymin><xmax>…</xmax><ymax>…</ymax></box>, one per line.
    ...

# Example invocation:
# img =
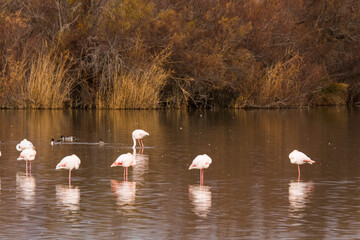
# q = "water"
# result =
<box><xmin>0</xmin><ymin>108</ymin><xmax>359</xmax><ymax>239</ymax></box>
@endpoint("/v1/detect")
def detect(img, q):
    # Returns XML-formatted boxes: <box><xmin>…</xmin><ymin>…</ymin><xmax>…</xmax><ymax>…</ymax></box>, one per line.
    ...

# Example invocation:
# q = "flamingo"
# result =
<box><xmin>189</xmin><ymin>154</ymin><xmax>212</xmax><ymax>185</ymax></box>
<box><xmin>132</xmin><ymin>129</ymin><xmax>149</xmax><ymax>148</ymax></box>
<box><xmin>111</xmin><ymin>153</ymin><xmax>136</xmax><ymax>181</ymax></box>
<box><xmin>17</xmin><ymin>148</ymin><xmax>37</xmax><ymax>175</ymax></box>
<box><xmin>99</xmin><ymin>139</ymin><xmax>105</xmax><ymax>145</ymax></box>
<box><xmin>55</xmin><ymin>154</ymin><xmax>81</xmax><ymax>185</ymax></box>
<box><xmin>60</xmin><ymin>136</ymin><xmax>76</xmax><ymax>142</ymax></box>
<box><xmin>16</xmin><ymin>139</ymin><xmax>34</xmax><ymax>151</ymax></box>
<box><xmin>289</xmin><ymin>150</ymin><xmax>315</xmax><ymax>180</ymax></box>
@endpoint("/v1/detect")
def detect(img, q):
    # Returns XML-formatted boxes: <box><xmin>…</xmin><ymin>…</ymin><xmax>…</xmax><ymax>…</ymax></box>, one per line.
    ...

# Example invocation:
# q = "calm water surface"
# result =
<box><xmin>0</xmin><ymin>108</ymin><xmax>359</xmax><ymax>239</ymax></box>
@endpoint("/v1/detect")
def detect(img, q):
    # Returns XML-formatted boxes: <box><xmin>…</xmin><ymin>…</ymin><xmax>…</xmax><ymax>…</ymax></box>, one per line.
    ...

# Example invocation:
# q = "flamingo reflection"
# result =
<box><xmin>56</xmin><ymin>185</ymin><xmax>80</xmax><ymax>211</ymax></box>
<box><xmin>188</xmin><ymin>185</ymin><xmax>212</xmax><ymax>217</ymax></box>
<box><xmin>132</xmin><ymin>148</ymin><xmax>149</xmax><ymax>180</ymax></box>
<box><xmin>111</xmin><ymin>180</ymin><xmax>136</xmax><ymax>208</ymax></box>
<box><xmin>16</xmin><ymin>172</ymin><xmax>36</xmax><ymax>207</ymax></box>
<box><xmin>289</xmin><ymin>180</ymin><xmax>314</xmax><ymax>217</ymax></box>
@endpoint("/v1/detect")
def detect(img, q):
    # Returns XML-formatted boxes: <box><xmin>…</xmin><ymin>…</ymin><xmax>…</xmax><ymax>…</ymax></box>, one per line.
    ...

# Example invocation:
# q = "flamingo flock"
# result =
<box><xmin>0</xmin><ymin>128</ymin><xmax>316</xmax><ymax>190</ymax></box>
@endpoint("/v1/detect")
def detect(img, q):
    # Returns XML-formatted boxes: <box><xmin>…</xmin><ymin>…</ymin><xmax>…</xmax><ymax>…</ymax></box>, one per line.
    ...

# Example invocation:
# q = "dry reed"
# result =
<box><xmin>260</xmin><ymin>50</ymin><xmax>303</xmax><ymax>105</ymax></box>
<box><xmin>96</xmin><ymin>50</ymin><xmax>170</xmax><ymax>109</ymax></box>
<box><xmin>0</xmin><ymin>47</ymin><xmax>74</xmax><ymax>108</ymax></box>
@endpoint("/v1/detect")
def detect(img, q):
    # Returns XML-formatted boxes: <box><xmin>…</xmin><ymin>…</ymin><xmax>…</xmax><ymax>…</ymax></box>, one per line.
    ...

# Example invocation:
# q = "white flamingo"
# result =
<box><xmin>16</xmin><ymin>139</ymin><xmax>34</xmax><ymax>151</ymax></box>
<box><xmin>289</xmin><ymin>150</ymin><xmax>315</xmax><ymax>180</ymax></box>
<box><xmin>132</xmin><ymin>129</ymin><xmax>149</xmax><ymax>148</ymax></box>
<box><xmin>189</xmin><ymin>154</ymin><xmax>212</xmax><ymax>185</ymax></box>
<box><xmin>111</xmin><ymin>153</ymin><xmax>136</xmax><ymax>181</ymax></box>
<box><xmin>17</xmin><ymin>148</ymin><xmax>37</xmax><ymax>175</ymax></box>
<box><xmin>55</xmin><ymin>154</ymin><xmax>81</xmax><ymax>185</ymax></box>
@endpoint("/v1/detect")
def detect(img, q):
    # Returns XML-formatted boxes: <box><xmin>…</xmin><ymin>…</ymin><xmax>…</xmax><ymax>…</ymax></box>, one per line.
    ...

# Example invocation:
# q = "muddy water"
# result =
<box><xmin>0</xmin><ymin>108</ymin><xmax>359</xmax><ymax>239</ymax></box>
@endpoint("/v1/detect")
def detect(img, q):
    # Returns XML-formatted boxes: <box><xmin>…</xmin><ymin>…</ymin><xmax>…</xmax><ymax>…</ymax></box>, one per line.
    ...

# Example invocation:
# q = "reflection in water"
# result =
<box><xmin>289</xmin><ymin>181</ymin><xmax>314</xmax><ymax>218</ymax></box>
<box><xmin>56</xmin><ymin>185</ymin><xmax>80</xmax><ymax>212</ymax></box>
<box><xmin>188</xmin><ymin>185</ymin><xmax>212</xmax><ymax>217</ymax></box>
<box><xmin>111</xmin><ymin>180</ymin><xmax>136</xmax><ymax>213</ymax></box>
<box><xmin>132</xmin><ymin>148</ymin><xmax>149</xmax><ymax>180</ymax></box>
<box><xmin>16</xmin><ymin>172</ymin><xmax>36</xmax><ymax>207</ymax></box>
<box><xmin>0</xmin><ymin>109</ymin><xmax>359</xmax><ymax>238</ymax></box>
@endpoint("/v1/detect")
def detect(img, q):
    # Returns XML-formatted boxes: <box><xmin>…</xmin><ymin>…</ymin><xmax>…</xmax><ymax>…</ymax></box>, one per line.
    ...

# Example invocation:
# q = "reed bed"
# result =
<box><xmin>0</xmin><ymin>47</ymin><xmax>74</xmax><ymax>108</ymax></box>
<box><xmin>259</xmin><ymin>51</ymin><xmax>303</xmax><ymax>105</ymax></box>
<box><xmin>96</xmin><ymin>51</ymin><xmax>170</xmax><ymax>109</ymax></box>
<box><xmin>0</xmin><ymin>1</ymin><xmax>357</xmax><ymax>109</ymax></box>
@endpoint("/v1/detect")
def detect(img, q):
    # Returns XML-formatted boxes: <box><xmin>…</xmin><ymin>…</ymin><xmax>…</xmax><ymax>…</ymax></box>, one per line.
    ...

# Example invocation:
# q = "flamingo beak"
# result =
<box><xmin>111</xmin><ymin>162</ymin><xmax>122</xmax><ymax>167</ymax></box>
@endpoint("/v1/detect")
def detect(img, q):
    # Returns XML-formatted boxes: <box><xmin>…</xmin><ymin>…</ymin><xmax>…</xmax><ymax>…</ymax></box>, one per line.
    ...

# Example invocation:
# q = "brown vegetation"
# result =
<box><xmin>0</xmin><ymin>0</ymin><xmax>359</xmax><ymax>109</ymax></box>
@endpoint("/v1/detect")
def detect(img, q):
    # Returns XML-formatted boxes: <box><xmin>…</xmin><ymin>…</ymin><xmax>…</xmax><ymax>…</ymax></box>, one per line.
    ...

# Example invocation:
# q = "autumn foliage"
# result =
<box><xmin>0</xmin><ymin>0</ymin><xmax>359</xmax><ymax>109</ymax></box>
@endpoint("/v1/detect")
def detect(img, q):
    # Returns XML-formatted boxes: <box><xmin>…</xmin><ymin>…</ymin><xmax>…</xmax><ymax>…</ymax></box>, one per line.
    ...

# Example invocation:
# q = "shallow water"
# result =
<box><xmin>0</xmin><ymin>108</ymin><xmax>359</xmax><ymax>239</ymax></box>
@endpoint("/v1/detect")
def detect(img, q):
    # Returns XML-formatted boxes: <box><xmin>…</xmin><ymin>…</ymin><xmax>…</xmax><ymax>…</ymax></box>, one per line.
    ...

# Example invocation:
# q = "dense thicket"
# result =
<box><xmin>0</xmin><ymin>0</ymin><xmax>359</xmax><ymax>109</ymax></box>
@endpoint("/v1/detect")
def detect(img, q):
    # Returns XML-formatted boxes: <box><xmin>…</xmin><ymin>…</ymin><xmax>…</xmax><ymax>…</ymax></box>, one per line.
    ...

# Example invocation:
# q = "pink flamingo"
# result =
<box><xmin>55</xmin><ymin>154</ymin><xmax>81</xmax><ymax>185</ymax></box>
<box><xmin>189</xmin><ymin>154</ymin><xmax>212</xmax><ymax>185</ymax></box>
<box><xmin>111</xmin><ymin>153</ymin><xmax>136</xmax><ymax>181</ymax></box>
<box><xmin>16</xmin><ymin>139</ymin><xmax>35</xmax><ymax>151</ymax></box>
<box><xmin>132</xmin><ymin>129</ymin><xmax>149</xmax><ymax>148</ymax></box>
<box><xmin>17</xmin><ymin>148</ymin><xmax>36</xmax><ymax>176</ymax></box>
<box><xmin>289</xmin><ymin>150</ymin><xmax>315</xmax><ymax>180</ymax></box>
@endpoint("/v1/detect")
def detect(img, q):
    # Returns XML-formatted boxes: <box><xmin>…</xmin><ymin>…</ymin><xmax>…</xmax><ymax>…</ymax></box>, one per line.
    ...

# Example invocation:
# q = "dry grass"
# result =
<box><xmin>96</xmin><ymin>50</ymin><xmax>170</xmax><ymax>109</ymax></box>
<box><xmin>309</xmin><ymin>82</ymin><xmax>349</xmax><ymax>105</ymax></box>
<box><xmin>259</xmin><ymin>50</ymin><xmax>303</xmax><ymax>105</ymax></box>
<box><xmin>0</xmin><ymin>46</ymin><xmax>74</xmax><ymax>108</ymax></box>
<box><xmin>0</xmin><ymin>56</ymin><xmax>27</xmax><ymax>107</ymax></box>
<box><xmin>25</xmin><ymin>48</ymin><xmax>74</xmax><ymax>108</ymax></box>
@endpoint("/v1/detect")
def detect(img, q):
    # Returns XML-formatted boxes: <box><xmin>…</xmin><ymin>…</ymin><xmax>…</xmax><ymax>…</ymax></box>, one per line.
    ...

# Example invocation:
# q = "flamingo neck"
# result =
<box><xmin>132</xmin><ymin>137</ymin><xmax>136</xmax><ymax>148</ymax></box>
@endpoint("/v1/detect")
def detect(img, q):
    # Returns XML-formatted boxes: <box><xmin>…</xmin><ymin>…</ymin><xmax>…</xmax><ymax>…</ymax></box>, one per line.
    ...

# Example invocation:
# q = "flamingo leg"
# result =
<box><xmin>26</xmin><ymin>160</ymin><xmax>28</xmax><ymax>176</ymax></box>
<box><xmin>126</xmin><ymin>167</ymin><xmax>128</xmax><ymax>181</ymax></box>
<box><xmin>138</xmin><ymin>139</ymin><xmax>141</xmax><ymax>148</ymax></box>
<box><xmin>29</xmin><ymin>161</ymin><xmax>32</xmax><ymax>175</ymax></box>
<box><xmin>202</xmin><ymin>169</ymin><xmax>204</xmax><ymax>185</ymax></box>
<box><xmin>69</xmin><ymin>169</ymin><xmax>72</xmax><ymax>186</ymax></box>
<box><xmin>123</xmin><ymin>168</ymin><xmax>126</xmax><ymax>181</ymax></box>
<box><xmin>141</xmin><ymin>139</ymin><xmax>144</xmax><ymax>148</ymax></box>
<box><xmin>298</xmin><ymin>164</ymin><xmax>301</xmax><ymax>180</ymax></box>
<box><xmin>202</xmin><ymin>171</ymin><xmax>204</xmax><ymax>185</ymax></box>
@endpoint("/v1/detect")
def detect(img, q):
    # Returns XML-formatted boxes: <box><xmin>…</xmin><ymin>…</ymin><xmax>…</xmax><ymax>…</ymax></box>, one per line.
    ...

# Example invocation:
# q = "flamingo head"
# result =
<box><xmin>188</xmin><ymin>164</ymin><xmax>196</xmax><ymax>170</ymax></box>
<box><xmin>111</xmin><ymin>162</ymin><xmax>122</xmax><ymax>167</ymax></box>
